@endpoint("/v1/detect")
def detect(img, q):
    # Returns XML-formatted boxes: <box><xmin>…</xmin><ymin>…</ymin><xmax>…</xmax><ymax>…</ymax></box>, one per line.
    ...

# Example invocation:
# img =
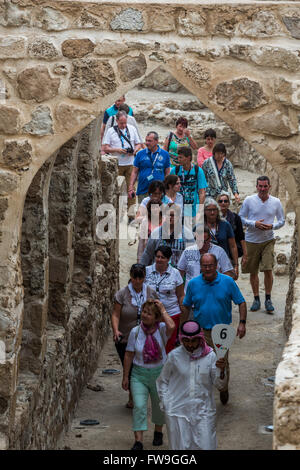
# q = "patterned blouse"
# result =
<box><xmin>202</xmin><ymin>157</ymin><xmax>239</xmax><ymax>200</ymax></box>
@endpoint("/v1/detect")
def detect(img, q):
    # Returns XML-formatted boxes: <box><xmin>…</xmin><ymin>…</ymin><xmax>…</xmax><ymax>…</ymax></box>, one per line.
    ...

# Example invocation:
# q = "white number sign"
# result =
<box><xmin>211</xmin><ymin>324</ymin><xmax>235</xmax><ymax>359</ymax></box>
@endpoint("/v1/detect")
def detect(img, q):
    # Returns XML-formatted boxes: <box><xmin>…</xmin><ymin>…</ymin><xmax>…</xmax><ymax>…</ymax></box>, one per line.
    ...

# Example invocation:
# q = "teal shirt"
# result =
<box><xmin>170</xmin><ymin>164</ymin><xmax>207</xmax><ymax>217</ymax></box>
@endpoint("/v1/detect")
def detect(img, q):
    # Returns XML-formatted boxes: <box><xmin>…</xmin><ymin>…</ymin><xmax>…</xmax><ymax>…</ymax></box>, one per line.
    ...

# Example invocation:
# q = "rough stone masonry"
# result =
<box><xmin>0</xmin><ymin>0</ymin><xmax>300</xmax><ymax>449</ymax></box>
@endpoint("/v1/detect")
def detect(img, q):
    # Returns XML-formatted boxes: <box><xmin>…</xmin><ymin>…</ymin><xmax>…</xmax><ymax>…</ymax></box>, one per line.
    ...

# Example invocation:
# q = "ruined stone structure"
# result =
<box><xmin>0</xmin><ymin>0</ymin><xmax>300</xmax><ymax>449</ymax></box>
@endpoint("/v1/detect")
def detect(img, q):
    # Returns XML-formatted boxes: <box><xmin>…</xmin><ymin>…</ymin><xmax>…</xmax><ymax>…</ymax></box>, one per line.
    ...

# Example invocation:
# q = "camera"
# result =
<box><xmin>126</xmin><ymin>148</ymin><xmax>134</xmax><ymax>154</ymax></box>
<box><xmin>116</xmin><ymin>334</ymin><xmax>124</xmax><ymax>343</ymax></box>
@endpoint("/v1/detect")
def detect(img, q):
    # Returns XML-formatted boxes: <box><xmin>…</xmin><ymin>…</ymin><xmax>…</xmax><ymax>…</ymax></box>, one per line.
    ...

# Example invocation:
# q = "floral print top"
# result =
<box><xmin>202</xmin><ymin>157</ymin><xmax>239</xmax><ymax>200</ymax></box>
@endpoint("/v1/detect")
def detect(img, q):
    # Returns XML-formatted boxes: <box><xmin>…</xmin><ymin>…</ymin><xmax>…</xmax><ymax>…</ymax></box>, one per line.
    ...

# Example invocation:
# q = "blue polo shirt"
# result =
<box><xmin>103</xmin><ymin>104</ymin><xmax>133</xmax><ymax>124</ymax></box>
<box><xmin>183</xmin><ymin>272</ymin><xmax>245</xmax><ymax>329</ymax></box>
<box><xmin>134</xmin><ymin>146</ymin><xmax>170</xmax><ymax>195</ymax></box>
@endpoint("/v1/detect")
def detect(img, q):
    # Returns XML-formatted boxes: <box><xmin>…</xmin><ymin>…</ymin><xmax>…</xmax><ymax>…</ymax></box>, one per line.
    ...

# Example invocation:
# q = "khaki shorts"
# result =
<box><xmin>242</xmin><ymin>239</ymin><xmax>275</xmax><ymax>274</ymax></box>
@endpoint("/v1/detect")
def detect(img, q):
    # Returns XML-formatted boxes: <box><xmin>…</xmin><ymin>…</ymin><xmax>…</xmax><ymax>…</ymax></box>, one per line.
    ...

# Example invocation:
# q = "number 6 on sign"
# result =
<box><xmin>211</xmin><ymin>324</ymin><xmax>236</xmax><ymax>359</ymax></box>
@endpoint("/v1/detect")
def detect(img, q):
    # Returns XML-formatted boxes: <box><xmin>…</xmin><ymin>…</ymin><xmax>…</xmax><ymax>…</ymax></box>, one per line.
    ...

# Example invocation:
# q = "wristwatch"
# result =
<box><xmin>239</xmin><ymin>320</ymin><xmax>246</xmax><ymax>324</ymax></box>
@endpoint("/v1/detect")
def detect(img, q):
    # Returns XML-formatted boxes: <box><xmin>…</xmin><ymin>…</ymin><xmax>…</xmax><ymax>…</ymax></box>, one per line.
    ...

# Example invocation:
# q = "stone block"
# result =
<box><xmin>54</xmin><ymin>103</ymin><xmax>92</xmax><ymax>132</ymax></box>
<box><xmin>23</xmin><ymin>300</ymin><xmax>48</xmax><ymax>338</ymax></box>
<box><xmin>36</xmin><ymin>7</ymin><xmax>69</xmax><ymax>31</ymax></box>
<box><xmin>23</xmin><ymin>106</ymin><xmax>53</xmax><ymax>136</ymax></box>
<box><xmin>117</xmin><ymin>54</ymin><xmax>147</xmax><ymax>82</ymax></box>
<box><xmin>0</xmin><ymin>106</ymin><xmax>21</xmax><ymax>135</ymax></box>
<box><xmin>283</xmin><ymin>17</ymin><xmax>300</xmax><ymax>39</ymax></box>
<box><xmin>277</xmin><ymin>143</ymin><xmax>300</xmax><ymax>163</ymax></box>
<box><xmin>178</xmin><ymin>10</ymin><xmax>207</xmax><ymax>36</ymax></box>
<box><xmin>2</xmin><ymin>140</ymin><xmax>32</xmax><ymax>171</ymax></box>
<box><xmin>250</xmin><ymin>47</ymin><xmax>300</xmax><ymax>72</ymax></box>
<box><xmin>94</xmin><ymin>40</ymin><xmax>129</xmax><ymax>57</ymax></box>
<box><xmin>49</xmin><ymin>251</ymin><xmax>74</xmax><ymax>285</ymax></box>
<box><xmin>0</xmin><ymin>2</ymin><xmax>31</xmax><ymax>27</ymax></box>
<box><xmin>73</xmin><ymin>9</ymin><xmax>109</xmax><ymax>29</ymax></box>
<box><xmin>0</xmin><ymin>170</ymin><xmax>18</xmax><ymax>196</ymax></box>
<box><xmin>68</xmin><ymin>58</ymin><xmax>117</xmax><ymax>102</ymax></box>
<box><xmin>62</xmin><ymin>39</ymin><xmax>95</xmax><ymax>59</ymax></box>
<box><xmin>0</xmin><ymin>36</ymin><xmax>26</xmax><ymax>59</ymax></box>
<box><xmin>215</xmin><ymin>78</ymin><xmax>268</xmax><ymax>111</ymax></box>
<box><xmin>17</xmin><ymin>66</ymin><xmax>60</xmax><ymax>103</ymax></box>
<box><xmin>239</xmin><ymin>10</ymin><xmax>285</xmax><ymax>37</ymax></box>
<box><xmin>28</xmin><ymin>39</ymin><xmax>59</xmax><ymax>60</ymax></box>
<box><xmin>181</xmin><ymin>60</ymin><xmax>211</xmax><ymax>88</ymax></box>
<box><xmin>110</xmin><ymin>8</ymin><xmax>144</xmax><ymax>31</ymax></box>
<box><xmin>246</xmin><ymin>110</ymin><xmax>298</xmax><ymax>137</ymax></box>
<box><xmin>148</xmin><ymin>9</ymin><xmax>176</xmax><ymax>33</ymax></box>
<box><xmin>273</xmin><ymin>77</ymin><xmax>300</xmax><ymax>110</ymax></box>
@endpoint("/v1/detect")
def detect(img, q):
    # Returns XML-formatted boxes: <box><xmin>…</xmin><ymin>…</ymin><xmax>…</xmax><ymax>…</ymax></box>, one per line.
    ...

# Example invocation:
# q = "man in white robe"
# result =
<box><xmin>156</xmin><ymin>320</ymin><xmax>226</xmax><ymax>450</ymax></box>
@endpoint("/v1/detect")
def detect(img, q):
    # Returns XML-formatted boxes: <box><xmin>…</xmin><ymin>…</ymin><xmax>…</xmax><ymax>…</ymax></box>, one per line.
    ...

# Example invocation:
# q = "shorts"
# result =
<box><xmin>242</xmin><ymin>239</ymin><xmax>275</xmax><ymax>274</ymax></box>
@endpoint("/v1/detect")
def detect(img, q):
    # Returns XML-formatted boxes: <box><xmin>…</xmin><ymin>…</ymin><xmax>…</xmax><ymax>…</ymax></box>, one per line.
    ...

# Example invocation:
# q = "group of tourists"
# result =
<box><xmin>102</xmin><ymin>95</ymin><xmax>285</xmax><ymax>451</ymax></box>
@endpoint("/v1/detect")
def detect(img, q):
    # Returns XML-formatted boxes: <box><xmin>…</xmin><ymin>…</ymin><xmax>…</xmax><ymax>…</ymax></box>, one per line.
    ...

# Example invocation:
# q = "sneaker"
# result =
<box><xmin>250</xmin><ymin>299</ymin><xmax>261</xmax><ymax>311</ymax></box>
<box><xmin>152</xmin><ymin>431</ymin><xmax>163</xmax><ymax>446</ymax></box>
<box><xmin>265</xmin><ymin>299</ymin><xmax>275</xmax><ymax>314</ymax></box>
<box><xmin>131</xmin><ymin>441</ymin><xmax>143</xmax><ymax>450</ymax></box>
<box><xmin>220</xmin><ymin>390</ymin><xmax>229</xmax><ymax>405</ymax></box>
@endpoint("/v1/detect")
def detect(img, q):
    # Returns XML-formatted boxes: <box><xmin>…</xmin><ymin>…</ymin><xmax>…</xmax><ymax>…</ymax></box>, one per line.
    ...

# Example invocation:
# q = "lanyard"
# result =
<box><xmin>181</xmin><ymin>166</ymin><xmax>192</xmax><ymax>184</ymax></box>
<box><xmin>149</xmin><ymin>149</ymin><xmax>160</xmax><ymax>171</ymax></box>
<box><xmin>208</xmin><ymin>224</ymin><xmax>219</xmax><ymax>245</ymax></box>
<box><xmin>154</xmin><ymin>272</ymin><xmax>169</xmax><ymax>292</ymax></box>
<box><xmin>119</xmin><ymin>129</ymin><xmax>128</xmax><ymax>149</ymax></box>
<box><xmin>133</xmin><ymin>291</ymin><xmax>144</xmax><ymax>325</ymax></box>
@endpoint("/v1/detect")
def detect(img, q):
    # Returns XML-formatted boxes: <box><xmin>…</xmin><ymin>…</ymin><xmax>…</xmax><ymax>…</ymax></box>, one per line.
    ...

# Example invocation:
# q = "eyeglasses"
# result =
<box><xmin>205</xmin><ymin>208</ymin><xmax>218</xmax><ymax>212</ymax></box>
<box><xmin>218</xmin><ymin>199</ymin><xmax>229</xmax><ymax>203</ymax></box>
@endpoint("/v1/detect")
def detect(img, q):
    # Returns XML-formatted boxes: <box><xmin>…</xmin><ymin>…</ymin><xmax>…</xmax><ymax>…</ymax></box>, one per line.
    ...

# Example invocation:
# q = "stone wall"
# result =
<box><xmin>0</xmin><ymin>0</ymin><xmax>300</xmax><ymax>449</ymax></box>
<box><xmin>9</xmin><ymin>117</ymin><xmax>120</xmax><ymax>449</ymax></box>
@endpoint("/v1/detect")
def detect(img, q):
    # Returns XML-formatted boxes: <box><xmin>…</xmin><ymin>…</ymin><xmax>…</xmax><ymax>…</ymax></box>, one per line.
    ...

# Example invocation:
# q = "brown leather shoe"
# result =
<box><xmin>220</xmin><ymin>390</ymin><xmax>229</xmax><ymax>405</ymax></box>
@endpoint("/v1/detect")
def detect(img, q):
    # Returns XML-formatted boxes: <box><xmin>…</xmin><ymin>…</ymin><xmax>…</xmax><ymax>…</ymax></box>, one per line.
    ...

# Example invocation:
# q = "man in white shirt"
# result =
<box><xmin>178</xmin><ymin>226</ymin><xmax>234</xmax><ymax>291</ymax></box>
<box><xmin>239</xmin><ymin>176</ymin><xmax>285</xmax><ymax>313</ymax></box>
<box><xmin>103</xmin><ymin>103</ymin><xmax>143</xmax><ymax>144</ymax></box>
<box><xmin>102</xmin><ymin>111</ymin><xmax>143</xmax><ymax>218</ymax></box>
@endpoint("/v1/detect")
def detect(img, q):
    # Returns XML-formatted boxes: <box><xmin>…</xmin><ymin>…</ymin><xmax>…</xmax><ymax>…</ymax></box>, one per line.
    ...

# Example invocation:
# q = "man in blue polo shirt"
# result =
<box><xmin>128</xmin><ymin>131</ymin><xmax>170</xmax><ymax>203</ymax></box>
<box><xmin>181</xmin><ymin>253</ymin><xmax>247</xmax><ymax>404</ymax></box>
<box><xmin>100</xmin><ymin>95</ymin><xmax>133</xmax><ymax>145</ymax></box>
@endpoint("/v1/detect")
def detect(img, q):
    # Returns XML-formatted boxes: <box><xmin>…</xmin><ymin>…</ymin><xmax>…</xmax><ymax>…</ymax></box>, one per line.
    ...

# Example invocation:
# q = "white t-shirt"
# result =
<box><xmin>104</xmin><ymin>115</ymin><xmax>143</xmax><ymax>142</ymax></box>
<box><xmin>141</xmin><ymin>193</ymin><xmax>183</xmax><ymax>212</ymax></box>
<box><xmin>177</xmin><ymin>243</ymin><xmax>233</xmax><ymax>291</ymax></box>
<box><xmin>126</xmin><ymin>322</ymin><xmax>168</xmax><ymax>368</ymax></box>
<box><xmin>145</xmin><ymin>264</ymin><xmax>183</xmax><ymax>316</ymax></box>
<box><xmin>239</xmin><ymin>194</ymin><xmax>285</xmax><ymax>243</ymax></box>
<box><xmin>102</xmin><ymin>123</ymin><xmax>142</xmax><ymax>166</ymax></box>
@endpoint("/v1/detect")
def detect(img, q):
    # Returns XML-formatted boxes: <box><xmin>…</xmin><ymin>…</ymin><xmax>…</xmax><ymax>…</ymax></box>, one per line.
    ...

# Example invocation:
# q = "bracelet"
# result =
<box><xmin>239</xmin><ymin>320</ymin><xmax>246</xmax><ymax>324</ymax></box>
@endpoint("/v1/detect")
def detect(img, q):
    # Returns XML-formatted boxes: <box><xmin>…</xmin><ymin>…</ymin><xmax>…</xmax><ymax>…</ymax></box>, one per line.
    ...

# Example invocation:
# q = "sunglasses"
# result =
<box><xmin>219</xmin><ymin>199</ymin><xmax>229</xmax><ymax>203</ymax></box>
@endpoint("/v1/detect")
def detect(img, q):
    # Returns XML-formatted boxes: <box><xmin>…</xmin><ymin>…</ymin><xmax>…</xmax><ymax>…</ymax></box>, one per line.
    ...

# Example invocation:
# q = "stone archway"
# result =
<box><xmin>1</xmin><ymin>0</ymin><xmax>300</xmax><ymax>449</ymax></box>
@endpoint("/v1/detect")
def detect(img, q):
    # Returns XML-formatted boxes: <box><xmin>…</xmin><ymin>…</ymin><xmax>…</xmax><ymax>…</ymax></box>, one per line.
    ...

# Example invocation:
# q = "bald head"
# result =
<box><xmin>200</xmin><ymin>253</ymin><xmax>217</xmax><ymax>281</ymax></box>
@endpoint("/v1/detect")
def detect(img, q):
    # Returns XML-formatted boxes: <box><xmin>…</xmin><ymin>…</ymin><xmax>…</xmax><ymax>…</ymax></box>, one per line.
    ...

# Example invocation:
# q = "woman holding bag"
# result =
<box><xmin>122</xmin><ymin>299</ymin><xmax>175</xmax><ymax>450</ymax></box>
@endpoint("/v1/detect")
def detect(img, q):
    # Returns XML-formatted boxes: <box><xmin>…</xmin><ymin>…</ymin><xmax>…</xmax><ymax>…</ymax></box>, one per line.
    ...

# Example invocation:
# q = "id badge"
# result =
<box><xmin>147</xmin><ymin>174</ymin><xmax>154</xmax><ymax>182</ymax></box>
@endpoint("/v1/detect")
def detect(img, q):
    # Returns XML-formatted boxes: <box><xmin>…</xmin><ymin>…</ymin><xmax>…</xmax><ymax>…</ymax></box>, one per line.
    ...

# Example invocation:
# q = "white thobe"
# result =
<box><xmin>156</xmin><ymin>346</ymin><xmax>226</xmax><ymax>450</ymax></box>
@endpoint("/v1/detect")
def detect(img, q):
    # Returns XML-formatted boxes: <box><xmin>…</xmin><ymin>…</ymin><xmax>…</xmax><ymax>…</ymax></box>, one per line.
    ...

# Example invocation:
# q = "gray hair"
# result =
<box><xmin>116</xmin><ymin>110</ymin><xmax>127</xmax><ymax>120</ymax></box>
<box><xmin>147</xmin><ymin>131</ymin><xmax>159</xmax><ymax>141</ymax></box>
<box><xmin>204</xmin><ymin>197</ymin><xmax>221</xmax><ymax>219</ymax></box>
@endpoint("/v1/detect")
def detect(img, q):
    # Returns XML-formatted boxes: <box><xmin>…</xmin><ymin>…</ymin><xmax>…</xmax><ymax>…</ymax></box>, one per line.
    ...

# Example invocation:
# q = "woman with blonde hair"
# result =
<box><xmin>122</xmin><ymin>299</ymin><xmax>175</xmax><ymax>450</ymax></box>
